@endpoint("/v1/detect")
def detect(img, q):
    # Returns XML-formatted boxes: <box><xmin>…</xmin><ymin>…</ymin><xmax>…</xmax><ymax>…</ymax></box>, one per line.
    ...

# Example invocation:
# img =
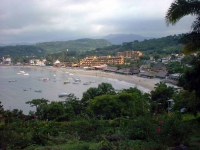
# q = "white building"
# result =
<box><xmin>29</xmin><ymin>59</ymin><xmax>46</xmax><ymax>66</ymax></box>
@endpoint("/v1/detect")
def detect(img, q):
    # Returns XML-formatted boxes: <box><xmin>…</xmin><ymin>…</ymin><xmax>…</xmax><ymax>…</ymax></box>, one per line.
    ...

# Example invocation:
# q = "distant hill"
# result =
<box><xmin>103</xmin><ymin>34</ymin><xmax>153</xmax><ymax>45</ymax></box>
<box><xmin>0</xmin><ymin>45</ymin><xmax>45</xmax><ymax>58</ymax></box>
<box><xmin>93</xmin><ymin>34</ymin><xmax>184</xmax><ymax>55</ymax></box>
<box><xmin>35</xmin><ymin>38</ymin><xmax>112</xmax><ymax>54</ymax></box>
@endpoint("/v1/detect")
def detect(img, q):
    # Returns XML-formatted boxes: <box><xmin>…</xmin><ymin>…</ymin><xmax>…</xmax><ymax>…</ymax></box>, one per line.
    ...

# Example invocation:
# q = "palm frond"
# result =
<box><xmin>191</xmin><ymin>15</ymin><xmax>200</xmax><ymax>32</ymax></box>
<box><xmin>165</xmin><ymin>0</ymin><xmax>200</xmax><ymax>26</ymax></box>
<box><xmin>182</xmin><ymin>42</ymin><xmax>200</xmax><ymax>54</ymax></box>
<box><xmin>180</xmin><ymin>31</ymin><xmax>200</xmax><ymax>44</ymax></box>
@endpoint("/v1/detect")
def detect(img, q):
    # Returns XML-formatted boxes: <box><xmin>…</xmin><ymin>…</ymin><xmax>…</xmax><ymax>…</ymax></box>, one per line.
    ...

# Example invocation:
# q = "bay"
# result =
<box><xmin>0</xmin><ymin>66</ymin><xmax>142</xmax><ymax>114</ymax></box>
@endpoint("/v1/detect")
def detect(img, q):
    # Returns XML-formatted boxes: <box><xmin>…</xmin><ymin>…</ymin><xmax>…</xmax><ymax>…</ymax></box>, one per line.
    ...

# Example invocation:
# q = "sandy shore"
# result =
<box><xmin>40</xmin><ymin>66</ymin><xmax>162</xmax><ymax>91</ymax></box>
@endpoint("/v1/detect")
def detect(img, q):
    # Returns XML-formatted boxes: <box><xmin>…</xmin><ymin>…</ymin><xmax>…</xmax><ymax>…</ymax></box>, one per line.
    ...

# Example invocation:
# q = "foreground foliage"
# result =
<box><xmin>0</xmin><ymin>83</ymin><xmax>200</xmax><ymax>149</ymax></box>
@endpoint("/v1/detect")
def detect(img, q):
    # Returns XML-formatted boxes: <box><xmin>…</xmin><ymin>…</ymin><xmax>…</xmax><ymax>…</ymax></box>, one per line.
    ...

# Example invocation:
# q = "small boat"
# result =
<box><xmin>73</xmin><ymin>78</ymin><xmax>81</xmax><ymax>84</ymax></box>
<box><xmin>43</xmin><ymin>78</ymin><xmax>50</xmax><ymax>81</ymax></box>
<box><xmin>58</xmin><ymin>93</ymin><xmax>68</xmax><ymax>97</ymax></box>
<box><xmin>63</xmin><ymin>80</ymin><xmax>70</xmax><ymax>84</ymax></box>
<box><xmin>35</xmin><ymin>90</ymin><xmax>42</xmax><ymax>92</ymax></box>
<box><xmin>69</xmin><ymin>73</ymin><xmax>73</xmax><ymax>76</ymax></box>
<box><xmin>9</xmin><ymin>80</ymin><xmax>17</xmax><ymax>82</ymax></box>
<box><xmin>23</xmin><ymin>88</ymin><xmax>31</xmax><ymax>91</ymax></box>
<box><xmin>24</xmin><ymin>73</ymin><xmax>29</xmax><ymax>75</ymax></box>
<box><xmin>83</xmin><ymin>82</ymin><xmax>91</xmax><ymax>85</ymax></box>
<box><xmin>19</xmin><ymin>71</ymin><xmax>25</xmax><ymax>74</ymax></box>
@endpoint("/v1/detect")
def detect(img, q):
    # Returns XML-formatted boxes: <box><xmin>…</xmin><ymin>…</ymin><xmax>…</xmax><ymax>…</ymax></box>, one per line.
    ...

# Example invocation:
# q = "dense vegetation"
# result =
<box><xmin>0</xmin><ymin>35</ymin><xmax>184</xmax><ymax>61</ymax></box>
<box><xmin>0</xmin><ymin>81</ymin><xmax>200</xmax><ymax>150</ymax></box>
<box><xmin>0</xmin><ymin>45</ymin><xmax>46</xmax><ymax>58</ymax></box>
<box><xmin>35</xmin><ymin>38</ymin><xmax>112</xmax><ymax>54</ymax></box>
<box><xmin>93</xmin><ymin>34</ymin><xmax>184</xmax><ymax>56</ymax></box>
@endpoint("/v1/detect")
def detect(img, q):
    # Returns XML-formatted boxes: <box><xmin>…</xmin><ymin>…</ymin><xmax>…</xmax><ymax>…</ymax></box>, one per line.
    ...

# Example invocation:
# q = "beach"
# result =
<box><xmin>0</xmin><ymin>66</ymin><xmax>168</xmax><ymax>114</ymax></box>
<box><xmin>40</xmin><ymin>66</ymin><xmax>161</xmax><ymax>92</ymax></box>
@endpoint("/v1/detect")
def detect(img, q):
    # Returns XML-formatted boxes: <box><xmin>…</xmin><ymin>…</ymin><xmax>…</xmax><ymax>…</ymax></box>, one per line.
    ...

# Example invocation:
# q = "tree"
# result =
<box><xmin>97</xmin><ymin>82</ymin><xmax>116</xmax><ymax>95</ymax></box>
<box><xmin>87</xmin><ymin>92</ymin><xmax>149</xmax><ymax>119</ymax></box>
<box><xmin>150</xmin><ymin>82</ymin><xmax>175</xmax><ymax>113</ymax></box>
<box><xmin>64</xmin><ymin>93</ymin><xmax>83</xmax><ymax>115</ymax></box>
<box><xmin>81</xmin><ymin>83</ymin><xmax>116</xmax><ymax>107</ymax></box>
<box><xmin>172</xmin><ymin>90</ymin><xmax>199</xmax><ymax>115</ymax></box>
<box><xmin>26</xmin><ymin>98</ymin><xmax>49</xmax><ymax>109</ymax></box>
<box><xmin>165</xmin><ymin>0</ymin><xmax>200</xmax><ymax>53</ymax></box>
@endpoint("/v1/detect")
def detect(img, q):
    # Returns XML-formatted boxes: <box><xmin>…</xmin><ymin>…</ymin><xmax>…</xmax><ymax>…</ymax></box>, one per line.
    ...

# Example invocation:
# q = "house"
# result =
<box><xmin>103</xmin><ymin>66</ymin><xmax>118</xmax><ymax>73</ymax></box>
<box><xmin>2</xmin><ymin>57</ymin><xmax>12</xmax><ymax>65</ymax></box>
<box><xmin>116</xmin><ymin>68</ymin><xmax>131</xmax><ymax>75</ymax></box>
<box><xmin>29</xmin><ymin>59</ymin><xmax>46</xmax><ymax>66</ymax></box>
<box><xmin>138</xmin><ymin>72</ymin><xmax>156</xmax><ymax>78</ymax></box>
<box><xmin>151</xmin><ymin>62</ymin><xmax>167</xmax><ymax>73</ymax></box>
<box><xmin>130</xmin><ymin>65</ymin><xmax>140</xmax><ymax>74</ymax></box>
<box><xmin>156</xmin><ymin>71</ymin><xmax>168</xmax><ymax>79</ymax></box>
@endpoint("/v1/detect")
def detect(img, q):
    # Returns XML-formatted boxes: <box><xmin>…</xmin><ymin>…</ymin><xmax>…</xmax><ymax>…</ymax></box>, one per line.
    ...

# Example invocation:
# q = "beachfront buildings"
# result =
<box><xmin>116</xmin><ymin>50</ymin><xmax>142</xmax><ymax>59</ymax></box>
<box><xmin>79</xmin><ymin>56</ymin><xmax>124</xmax><ymax>67</ymax></box>
<box><xmin>29</xmin><ymin>59</ymin><xmax>46</xmax><ymax>66</ymax></box>
<box><xmin>1</xmin><ymin>57</ymin><xmax>12</xmax><ymax>65</ymax></box>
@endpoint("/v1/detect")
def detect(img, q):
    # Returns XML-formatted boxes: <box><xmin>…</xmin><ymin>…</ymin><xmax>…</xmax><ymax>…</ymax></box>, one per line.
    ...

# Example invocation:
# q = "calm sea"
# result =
<box><xmin>0</xmin><ymin>66</ymin><xmax>139</xmax><ymax>114</ymax></box>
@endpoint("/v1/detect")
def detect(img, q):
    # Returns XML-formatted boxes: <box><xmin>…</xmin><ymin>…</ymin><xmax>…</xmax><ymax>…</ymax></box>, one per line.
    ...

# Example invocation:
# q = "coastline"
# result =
<box><xmin>11</xmin><ymin>65</ymin><xmax>162</xmax><ymax>92</ymax></box>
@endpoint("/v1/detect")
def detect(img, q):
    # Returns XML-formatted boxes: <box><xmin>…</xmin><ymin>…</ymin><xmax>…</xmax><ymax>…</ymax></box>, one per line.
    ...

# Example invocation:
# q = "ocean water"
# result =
<box><xmin>0</xmin><ymin>66</ymin><xmax>145</xmax><ymax>114</ymax></box>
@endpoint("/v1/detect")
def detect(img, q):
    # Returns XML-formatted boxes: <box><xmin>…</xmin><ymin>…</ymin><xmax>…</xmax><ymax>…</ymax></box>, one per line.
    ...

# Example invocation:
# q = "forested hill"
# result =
<box><xmin>35</xmin><ymin>38</ymin><xmax>112</xmax><ymax>54</ymax></box>
<box><xmin>96</xmin><ymin>34</ymin><xmax>184</xmax><ymax>55</ymax></box>
<box><xmin>0</xmin><ymin>45</ymin><xmax>46</xmax><ymax>58</ymax></box>
<box><xmin>0</xmin><ymin>39</ymin><xmax>112</xmax><ymax>58</ymax></box>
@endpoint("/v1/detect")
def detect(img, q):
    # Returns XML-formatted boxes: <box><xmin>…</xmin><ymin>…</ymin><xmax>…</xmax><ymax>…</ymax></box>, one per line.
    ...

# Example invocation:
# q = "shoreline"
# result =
<box><xmin>9</xmin><ymin>65</ymin><xmax>162</xmax><ymax>92</ymax></box>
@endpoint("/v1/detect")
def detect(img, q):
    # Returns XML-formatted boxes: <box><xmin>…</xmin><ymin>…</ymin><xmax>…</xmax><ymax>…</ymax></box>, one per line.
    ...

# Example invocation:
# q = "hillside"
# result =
<box><xmin>35</xmin><ymin>38</ymin><xmax>112</xmax><ymax>54</ymax></box>
<box><xmin>95</xmin><ymin>34</ymin><xmax>184</xmax><ymax>55</ymax></box>
<box><xmin>0</xmin><ymin>45</ymin><xmax>45</xmax><ymax>58</ymax></box>
<box><xmin>103</xmin><ymin>34</ymin><xmax>153</xmax><ymax>45</ymax></box>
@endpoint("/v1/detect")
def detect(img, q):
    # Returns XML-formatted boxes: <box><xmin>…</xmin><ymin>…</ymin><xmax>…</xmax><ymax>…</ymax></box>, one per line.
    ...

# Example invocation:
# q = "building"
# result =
<box><xmin>29</xmin><ymin>59</ymin><xmax>46</xmax><ymax>66</ymax></box>
<box><xmin>151</xmin><ymin>62</ymin><xmax>167</xmax><ymax>73</ymax></box>
<box><xmin>116</xmin><ymin>50</ymin><xmax>142</xmax><ymax>59</ymax></box>
<box><xmin>2</xmin><ymin>57</ymin><xmax>12</xmax><ymax>65</ymax></box>
<box><xmin>80</xmin><ymin>56</ymin><xmax>124</xmax><ymax>67</ymax></box>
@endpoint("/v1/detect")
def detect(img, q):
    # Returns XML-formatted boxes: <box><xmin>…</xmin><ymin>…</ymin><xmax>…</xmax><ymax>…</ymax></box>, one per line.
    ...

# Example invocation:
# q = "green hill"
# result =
<box><xmin>0</xmin><ymin>45</ymin><xmax>45</xmax><ymax>58</ymax></box>
<box><xmin>35</xmin><ymin>38</ymin><xmax>112</xmax><ymax>54</ymax></box>
<box><xmin>95</xmin><ymin>34</ymin><xmax>184</xmax><ymax>55</ymax></box>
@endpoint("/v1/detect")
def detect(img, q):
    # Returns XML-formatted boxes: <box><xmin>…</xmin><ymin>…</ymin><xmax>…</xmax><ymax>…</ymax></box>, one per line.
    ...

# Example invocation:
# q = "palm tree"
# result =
<box><xmin>165</xmin><ymin>0</ymin><xmax>200</xmax><ymax>54</ymax></box>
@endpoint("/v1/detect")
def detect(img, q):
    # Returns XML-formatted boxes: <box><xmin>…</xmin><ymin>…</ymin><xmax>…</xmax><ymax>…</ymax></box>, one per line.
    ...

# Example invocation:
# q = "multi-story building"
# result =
<box><xmin>29</xmin><ymin>59</ymin><xmax>46</xmax><ymax>66</ymax></box>
<box><xmin>116</xmin><ymin>50</ymin><xmax>142</xmax><ymax>59</ymax></box>
<box><xmin>2</xmin><ymin>57</ymin><xmax>12</xmax><ymax>65</ymax></box>
<box><xmin>80</xmin><ymin>56</ymin><xmax>124</xmax><ymax>67</ymax></box>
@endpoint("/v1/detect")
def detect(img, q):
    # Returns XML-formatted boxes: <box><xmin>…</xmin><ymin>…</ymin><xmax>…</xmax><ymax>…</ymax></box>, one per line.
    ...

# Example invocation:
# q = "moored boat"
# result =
<box><xmin>58</xmin><ymin>93</ymin><xmax>68</xmax><ymax>97</ymax></box>
<box><xmin>9</xmin><ymin>80</ymin><xmax>17</xmax><ymax>82</ymax></box>
<box><xmin>83</xmin><ymin>82</ymin><xmax>91</xmax><ymax>85</ymax></box>
<box><xmin>63</xmin><ymin>80</ymin><xmax>70</xmax><ymax>84</ymax></box>
<box><xmin>35</xmin><ymin>90</ymin><xmax>42</xmax><ymax>92</ymax></box>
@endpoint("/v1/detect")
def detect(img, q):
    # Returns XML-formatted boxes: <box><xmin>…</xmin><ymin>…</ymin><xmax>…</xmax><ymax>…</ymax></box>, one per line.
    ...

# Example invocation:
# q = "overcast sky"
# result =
<box><xmin>0</xmin><ymin>0</ymin><xmax>196</xmax><ymax>44</ymax></box>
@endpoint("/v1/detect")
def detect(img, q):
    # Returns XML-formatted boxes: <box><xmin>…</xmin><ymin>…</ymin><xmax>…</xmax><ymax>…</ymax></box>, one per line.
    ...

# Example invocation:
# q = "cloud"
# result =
<box><xmin>0</xmin><ymin>0</ymin><xmax>196</xmax><ymax>44</ymax></box>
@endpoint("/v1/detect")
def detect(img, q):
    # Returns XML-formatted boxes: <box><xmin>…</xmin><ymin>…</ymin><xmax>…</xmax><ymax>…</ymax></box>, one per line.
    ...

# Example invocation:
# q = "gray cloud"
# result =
<box><xmin>0</xmin><ymin>0</ymin><xmax>196</xmax><ymax>44</ymax></box>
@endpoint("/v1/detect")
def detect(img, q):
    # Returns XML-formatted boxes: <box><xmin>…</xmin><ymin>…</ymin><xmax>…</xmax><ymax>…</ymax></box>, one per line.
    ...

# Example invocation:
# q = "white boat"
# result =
<box><xmin>24</xmin><ymin>73</ymin><xmax>29</xmax><ymax>75</ymax></box>
<box><xmin>58</xmin><ymin>93</ymin><xmax>68</xmax><ymax>97</ymax></box>
<box><xmin>19</xmin><ymin>71</ymin><xmax>25</xmax><ymax>74</ymax></box>
<box><xmin>73</xmin><ymin>78</ymin><xmax>81</xmax><ymax>84</ymax></box>
<box><xmin>69</xmin><ymin>73</ymin><xmax>73</xmax><ymax>76</ymax></box>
